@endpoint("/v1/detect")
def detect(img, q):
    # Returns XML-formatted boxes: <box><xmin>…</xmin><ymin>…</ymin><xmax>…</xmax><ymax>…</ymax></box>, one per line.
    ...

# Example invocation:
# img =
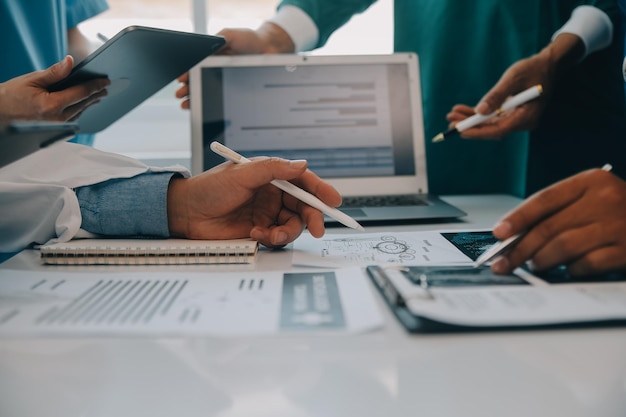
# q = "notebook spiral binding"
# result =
<box><xmin>40</xmin><ymin>240</ymin><xmax>257</xmax><ymax>265</ymax></box>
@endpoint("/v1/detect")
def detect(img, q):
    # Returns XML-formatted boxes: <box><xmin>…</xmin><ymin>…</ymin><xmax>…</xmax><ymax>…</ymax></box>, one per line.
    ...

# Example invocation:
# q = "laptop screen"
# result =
<box><xmin>197</xmin><ymin>60</ymin><xmax>417</xmax><ymax>179</ymax></box>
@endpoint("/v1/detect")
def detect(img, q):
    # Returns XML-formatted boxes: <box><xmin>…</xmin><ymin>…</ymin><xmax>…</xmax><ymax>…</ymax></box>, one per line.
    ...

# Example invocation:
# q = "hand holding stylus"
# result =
<box><xmin>434</xmin><ymin>85</ymin><xmax>543</xmax><ymax>142</ymax></box>
<box><xmin>210</xmin><ymin>142</ymin><xmax>365</xmax><ymax>232</ymax></box>
<box><xmin>482</xmin><ymin>164</ymin><xmax>626</xmax><ymax>277</ymax></box>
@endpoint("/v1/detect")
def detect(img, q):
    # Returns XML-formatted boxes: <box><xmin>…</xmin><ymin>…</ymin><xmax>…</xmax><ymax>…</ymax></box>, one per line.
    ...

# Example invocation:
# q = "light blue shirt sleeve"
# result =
<box><xmin>75</xmin><ymin>172</ymin><xmax>178</xmax><ymax>237</ymax></box>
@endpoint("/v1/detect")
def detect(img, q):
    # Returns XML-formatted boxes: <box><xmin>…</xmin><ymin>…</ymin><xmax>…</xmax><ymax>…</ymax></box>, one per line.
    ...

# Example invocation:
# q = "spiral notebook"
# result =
<box><xmin>39</xmin><ymin>238</ymin><xmax>258</xmax><ymax>265</ymax></box>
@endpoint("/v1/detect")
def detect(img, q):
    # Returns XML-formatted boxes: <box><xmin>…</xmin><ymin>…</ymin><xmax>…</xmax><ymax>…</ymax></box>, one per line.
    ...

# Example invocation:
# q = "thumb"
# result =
<box><xmin>37</xmin><ymin>55</ymin><xmax>74</xmax><ymax>86</ymax></box>
<box><xmin>475</xmin><ymin>84</ymin><xmax>510</xmax><ymax>115</ymax></box>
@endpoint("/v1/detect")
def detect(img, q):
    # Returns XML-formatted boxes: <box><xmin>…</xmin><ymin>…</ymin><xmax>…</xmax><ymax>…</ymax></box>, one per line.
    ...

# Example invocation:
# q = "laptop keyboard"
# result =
<box><xmin>341</xmin><ymin>194</ymin><xmax>429</xmax><ymax>208</ymax></box>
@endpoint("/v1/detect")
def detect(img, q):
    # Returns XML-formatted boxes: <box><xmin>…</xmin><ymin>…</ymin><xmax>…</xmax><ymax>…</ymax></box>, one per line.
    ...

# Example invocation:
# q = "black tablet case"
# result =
<box><xmin>0</xmin><ymin>122</ymin><xmax>79</xmax><ymax>168</ymax></box>
<box><xmin>366</xmin><ymin>264</ymin><xmax>626</xmax><ymax>333</ymax></box>
<box><xmin>50</xmin><ymin>26</ymin><xmax>225</xmax><ymax>133</ymax></box>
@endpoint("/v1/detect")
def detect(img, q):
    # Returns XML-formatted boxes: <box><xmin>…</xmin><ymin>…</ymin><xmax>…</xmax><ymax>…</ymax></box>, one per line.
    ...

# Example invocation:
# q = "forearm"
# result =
<box><xmin>76</xmin><ymin>172</ymin><xmax>178</xmax><ymax>237</ymax></box>
<box><xmin>537</xmin><ymin>33</ymin><xmax>586</xmax><ymax>75</ymax></box>
<box><xmin>536</xmin><ymin>4</ymin><xmax>612</xmax><ymax>80</ymax></box>
<box><xmin>551</xmin><ymin>5</ymin><xmax>613</xmax><ymax>61</ymax></box>
<box><xmin>256</xmin><ymin>22</ymin><xmax>297</xmax><ymax>53</ymax></box>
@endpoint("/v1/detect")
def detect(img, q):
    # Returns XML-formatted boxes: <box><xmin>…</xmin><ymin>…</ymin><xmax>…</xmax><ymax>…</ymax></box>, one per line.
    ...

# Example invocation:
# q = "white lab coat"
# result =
<box><xmin>0</xmin><ymin>143</ymin><xmax>189</xmax><ymax>252</ymax></box>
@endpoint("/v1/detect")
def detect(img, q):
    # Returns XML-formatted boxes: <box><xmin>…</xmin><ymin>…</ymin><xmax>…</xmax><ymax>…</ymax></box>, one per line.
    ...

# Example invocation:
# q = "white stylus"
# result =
<box><xmin>473</xmin><ymin>233</ymin><xmax>525</xmax><ymax>268</ymax></box>
<box><xmin>432</xmin><ymin>84</ymin><xmax>543</xmax><ymax>143</ymax></box>
<box><xmin>210</xmin><ymin>141</ymin><xmax>365</xmax><ymax>232</ymax></box>
<box><xmin>474</xmin><ymin>163</ymin><xmax>613</xmax><ymax>268</ymax></box>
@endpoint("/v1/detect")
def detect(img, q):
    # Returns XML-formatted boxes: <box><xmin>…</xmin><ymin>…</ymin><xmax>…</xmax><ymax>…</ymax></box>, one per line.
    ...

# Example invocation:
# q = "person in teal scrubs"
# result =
<box><xmin>188</xmin><ymin>0</ymin><xmax>626</xmax><ymax>197</ymax></box>
<box><xmin>0</xmin><ymin>0</ymin><xmax>109</xmax><ymax>145</ymax></box>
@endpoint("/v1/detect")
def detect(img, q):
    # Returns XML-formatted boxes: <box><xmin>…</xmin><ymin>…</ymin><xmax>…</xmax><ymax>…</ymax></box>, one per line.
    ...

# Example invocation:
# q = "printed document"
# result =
<box><xmin>0</xmin><ymin>268</ymin><xmax>382</xmax><ymax>336</ymax></box>
<box><xmin>292</xmin><ymin>231</ymin><xmax>474</xmax><ymax>268</ymax></box>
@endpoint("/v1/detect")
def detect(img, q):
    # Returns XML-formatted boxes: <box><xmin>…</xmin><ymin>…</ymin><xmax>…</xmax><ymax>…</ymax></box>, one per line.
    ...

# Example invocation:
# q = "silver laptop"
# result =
<box><xmin>189</xmin><ymin>53</ymin><xmax>465</xmax><ymax>224</ymax></box>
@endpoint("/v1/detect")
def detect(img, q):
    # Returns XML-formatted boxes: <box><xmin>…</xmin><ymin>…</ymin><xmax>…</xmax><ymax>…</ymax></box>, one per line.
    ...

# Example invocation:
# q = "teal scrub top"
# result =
<box><xmin>1</xmin><ymin>0</ymin><xmax>109</xmax><ymax>81</ymax></box>
<box><xmin>1</xmin><ymin>0</ymin><xmax>109</xmax><ymax>145</ymax></box>
<box><xmin>279</xmin><ymin>0</ymin><xmax>626</xmax><ymax>197</ymax></box>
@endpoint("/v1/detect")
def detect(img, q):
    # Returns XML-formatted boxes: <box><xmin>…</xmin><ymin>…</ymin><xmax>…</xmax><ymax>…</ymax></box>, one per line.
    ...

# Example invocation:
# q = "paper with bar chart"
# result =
<box><xmin>0</xmin><ymin>268</ymin><xmax>381</xmax><ymax>336</ymax></box>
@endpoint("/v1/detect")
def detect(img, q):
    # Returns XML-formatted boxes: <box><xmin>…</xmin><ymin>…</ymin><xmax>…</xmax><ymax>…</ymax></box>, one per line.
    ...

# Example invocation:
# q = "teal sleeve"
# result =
<box><xmin>66</xmin><ymin>0</ymin><xmax>109</xmax><ymax>29</ymax></box>
<box><xmin>278</xmin><ymin>0</ymin><xmax>377</xmax><ymax>47</ymax></box>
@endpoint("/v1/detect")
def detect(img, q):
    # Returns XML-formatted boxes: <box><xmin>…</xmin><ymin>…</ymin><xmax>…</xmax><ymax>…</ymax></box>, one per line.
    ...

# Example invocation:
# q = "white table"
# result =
<box><xmin>2</xmin><ymin>195</ymin><xmax>625</xmax><ymax>417</ymax></box>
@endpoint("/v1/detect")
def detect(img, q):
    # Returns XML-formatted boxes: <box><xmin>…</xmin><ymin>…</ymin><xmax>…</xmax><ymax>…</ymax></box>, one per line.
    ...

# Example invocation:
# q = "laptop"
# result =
<box><xmin>189</xmin><ymin>53</ymin><xmax>466</xmax><ymax>224</ymax></box>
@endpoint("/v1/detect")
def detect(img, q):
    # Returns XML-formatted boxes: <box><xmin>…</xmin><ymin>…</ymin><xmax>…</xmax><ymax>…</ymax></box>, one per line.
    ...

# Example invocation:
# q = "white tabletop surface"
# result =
<box><xmin>1</xmin><ymin>195</ymin><xmax>625</xmax><ymax>417</ymax></box>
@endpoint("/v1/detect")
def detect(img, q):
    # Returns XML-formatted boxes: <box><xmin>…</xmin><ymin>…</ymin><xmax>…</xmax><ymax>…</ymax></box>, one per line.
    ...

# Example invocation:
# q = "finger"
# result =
<box><xmin>475</xmin><ymin>90</ymin><xmax>509</xmax><ymax>115</ymax></box>
<box><xmin>175</xmin><ymin>84</ymin><xmax>189</xmax><ymax>99</ymax></box>
<box><xmin>491</xmin><ymin>209</ymin><xmax>583</xmax><ymax>272</ymax></box>
<box><xmin>531</xmin><ymin>216</ymin><xmax>626</xmax><ymax>273</ymax></box>
<box><xmin>47</xmin><ymin>77</ymin><xmax>110</xmax><ymax>116</ymax></box>
<box><xmin>273</xmin><ymin>208</ymin><xmax>306</xmax><ymax>245</ymax></box>
<box><xmin>231</xmin><ymin>158</ymin><xmax>341</xmax><ymax>225</ymax></box>
<box><xmin>36</xmin><ymin>56</ymin><xmax>74</xmax><ymax>86</ymax></box>
<box><xmin>446</xmin><ymin>105</ymin><xmax>475</xmax><ymax>120</ymax></box>
<box><xmin>458</xmin><ymin>112</ymin><xmax>522</xmax><ymax>139</ymax></box>
<box><xmin>250</xmin><ymin>211</ymin><xmax>304</xmax><ymax>247</ymax></box>
<box><xmin>236</xmin><ymin>157</ymin><xmax>308</xmax><ymax>189</ymax></box>
<box><xmin>528</xmin><ymin>224</ymin><xmax>606</xmax><ymax>271</ymax></box>
<box><xmin>492</xmin><ymin>173</ymin><xmax>590</xmax><ymax>240</ymax></box>
<box><xmin>490</xmin><ymin>172</ymin><xmax>615</xmax><ymax>274</ymax></box>
<box><xmin>61</xmin><ymin>88</ymin><xmax>108</xmax><ymax>120</ymax></box>
<box><xmin>289</xmin><ymin>170</ymin><xmax>342</xmax><ymax>208</ymax></box>
<box><xmin>489</xmin><ymin>230</ymin><xmax>548</xmax><ymax>274</ymax></box>
<box><xmin>177</xmin><ymin>72</ymin><xmax>189</xmax><ymax>83</ymax></box>
<box><xmin>289</xmin><ymin>198</ymin><xmax>327</xmax><ymax>237</ymax></box>
<box><xmin>252</xmin><ymin>181</ymin><xmax>285</xmax><ymax>224</ymax></box>
<box><xmin>446</xmin><ymin>106</ymin><xmax>476</xmax><ymax>125</ymax></box>
<box><xmin>475</xmin><ymin>74</ymin><xmax>523</xmax><ymax>115</ymax></box>
<box><xmin>567</xmin><ymin>246</ymin><xmax>626</xmax><ymax>276</ymax></box>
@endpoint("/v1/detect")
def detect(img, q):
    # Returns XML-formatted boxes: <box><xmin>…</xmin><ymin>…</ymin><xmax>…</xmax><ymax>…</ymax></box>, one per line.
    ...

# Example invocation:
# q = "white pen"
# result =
<box><xmin>474</xmin><ymin>162</ymin><xmax>613</xmax><ymax>268</ymax></box>
<box><xmin>432</xmin><ymin>84</ymin><xmax>543</xmax><ymax>143</ymax></box>
<box><xmin>210</xmin><ymin>141</ymin><xmax>366</xmax><ymax>232</ymax></box>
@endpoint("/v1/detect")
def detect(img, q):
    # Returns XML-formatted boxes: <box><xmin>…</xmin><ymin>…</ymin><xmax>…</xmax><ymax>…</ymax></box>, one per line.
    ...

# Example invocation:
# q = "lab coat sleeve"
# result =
<box><xmin>0</xmin><ymin>142</ymin><xmax>189</xmax><ymax>253</ymax></box>
<box><xmin>0</xmin><ymin>182</ymin><xmax>83</xmax><ymax>253</ymax></box>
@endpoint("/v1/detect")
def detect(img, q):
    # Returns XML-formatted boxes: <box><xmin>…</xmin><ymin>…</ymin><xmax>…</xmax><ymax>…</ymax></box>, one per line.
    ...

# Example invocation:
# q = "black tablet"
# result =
<box><xmin>0</xmin><ymin>121</ymin><xmax>79</xmax><ymax>168</ymax></box>
<box><xmin>49</xmin><ymin>26</ymin><xmax>225</xmax><ymax>133</ymax></box>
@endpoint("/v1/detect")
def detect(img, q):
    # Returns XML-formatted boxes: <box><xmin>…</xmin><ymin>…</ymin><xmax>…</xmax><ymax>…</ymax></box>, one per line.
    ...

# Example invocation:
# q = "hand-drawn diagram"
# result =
<box><xmin>293</xmin><ymin>232</ymin><xmax>473</xmax><ymax>267</ymax></box>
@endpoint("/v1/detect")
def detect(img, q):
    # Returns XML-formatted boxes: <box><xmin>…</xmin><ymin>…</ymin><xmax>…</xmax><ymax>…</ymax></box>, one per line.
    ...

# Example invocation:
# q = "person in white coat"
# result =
<box><xmin>0</xmin><ymin>141</ymin><xmax>340</xmax><ymax>253</ymax></box>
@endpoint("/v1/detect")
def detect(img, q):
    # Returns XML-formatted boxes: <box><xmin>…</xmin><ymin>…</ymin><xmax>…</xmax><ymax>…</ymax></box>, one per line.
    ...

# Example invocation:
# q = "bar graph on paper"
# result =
<box><xmin>0</xmin><ymin>271</ymin><xmax>280</xmax><ymax>336</ymax></box>
<box><xmin>0</xmin><ymin>269</ymin><xmax>382</xmax><ymax>336</ymax></box>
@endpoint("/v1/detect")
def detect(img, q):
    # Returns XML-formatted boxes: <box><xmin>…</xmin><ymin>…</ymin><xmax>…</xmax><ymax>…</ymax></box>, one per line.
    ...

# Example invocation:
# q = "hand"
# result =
<box><xmin>0</xmin><ymin>56</ymin><xmax>109</xmax><ymax>123</ymax></box>
<box><xmin>446</xmin><ymin>33</ymin><xmax>584</xmax><ymax>139</ymax></box>
<box><xmin>175</xmin><ymin>22</ymin><xmax>295</xmax><ymax>109</ymax></box>
<box><xmin>166</xmin><ymin>157</ymin><xmax>341</xmax><ymax>248</ymax></box>
<box><xmin>490</xmin><ymin>168</ymin><xmax>626</xmax><ymax>276</ymax></box>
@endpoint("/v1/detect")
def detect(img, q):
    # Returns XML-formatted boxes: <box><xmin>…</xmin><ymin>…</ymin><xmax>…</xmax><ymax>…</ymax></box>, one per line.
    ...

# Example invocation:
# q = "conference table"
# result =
<box><xmin>1</xmin><ymin>195</ymin><xmax>625</xmax><ymax>417</ymax></box>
